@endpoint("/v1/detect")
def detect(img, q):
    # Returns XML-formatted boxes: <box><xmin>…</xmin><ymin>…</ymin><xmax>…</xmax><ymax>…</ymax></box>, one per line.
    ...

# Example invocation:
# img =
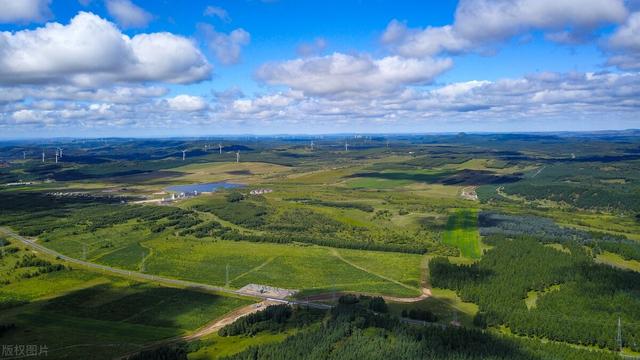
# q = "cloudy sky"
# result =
<box><xmin>1</xmin><ymin>0</ymin><xmax>640</xmax><ymax>138</ymax></box>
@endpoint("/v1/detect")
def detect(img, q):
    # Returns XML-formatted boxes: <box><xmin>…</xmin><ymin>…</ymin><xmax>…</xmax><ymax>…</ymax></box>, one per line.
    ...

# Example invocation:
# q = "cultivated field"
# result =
<box><xmin>442</xmin><ymin>209</ymin><xmax>482</xmax><ymax>259</ymax></box>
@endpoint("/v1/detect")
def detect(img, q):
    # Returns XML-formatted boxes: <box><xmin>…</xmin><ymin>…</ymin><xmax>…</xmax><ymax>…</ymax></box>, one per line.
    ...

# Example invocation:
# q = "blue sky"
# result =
<box><xmin>0</xmin><ymin>0</ymin><xmax>639</xmax><ymax>138</ymax></box>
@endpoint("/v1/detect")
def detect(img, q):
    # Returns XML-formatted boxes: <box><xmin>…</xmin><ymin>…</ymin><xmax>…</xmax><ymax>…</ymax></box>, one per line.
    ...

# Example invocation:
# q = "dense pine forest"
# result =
<box><xmin>430</xmin><ymin>235</ymin><xmax>640</xmax><ymax>351</ymax></box>
<box><xmin>219</xmin><ymin>300</ymin><xmax>619</xmax><ymax>360</ymax></box>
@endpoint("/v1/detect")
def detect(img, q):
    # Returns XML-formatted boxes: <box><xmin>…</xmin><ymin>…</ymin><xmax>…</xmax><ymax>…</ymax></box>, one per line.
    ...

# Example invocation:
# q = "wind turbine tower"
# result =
<box><xmin>22</xmin><ymin>151</ymin><xmax>26</xmax><ymax>160</ymax></box>
<box><xmin>182</xmin><ymin>150</ymin><xmax>187</xmax><ymax>161</ymax></box>
<box><xmin>345</xmin><ymin>142</ymin><xmax>349</xmax><ymax>152</ymax></box>
<box><xmin>42</xmin><ymin>151</ymin><xmax>45</xmax><ymax>163</ymax></box>
<box><xmin>236</xmin><ymin>151</ymin><xmax>240</xmax><ymax>163</ymax></box>
<box><xmin>310</xmin><ymin>141</ymin><xmax>314</xmax><ymax>151</ymax></box>
<box><xmin>57</xmin><ymin>147</ymin><xmax>63</xmax><ymax>158</ymax></box>
<box><xmin>55</xmin><ymin>151</ymin><xmax>58</xmax><ymax>164</ymax></box>
<box><xmin>219</xmin><ymin>143</ymin><xmax>222</xmax><ymax>154</ymax></box>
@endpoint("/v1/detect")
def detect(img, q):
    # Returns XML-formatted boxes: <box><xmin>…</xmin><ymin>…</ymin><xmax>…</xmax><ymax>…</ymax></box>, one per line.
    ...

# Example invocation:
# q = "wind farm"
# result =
<box><xmin>1</xmin><ymin>1</ymin><xmax>639</xmax><ymax>359</ymax></box>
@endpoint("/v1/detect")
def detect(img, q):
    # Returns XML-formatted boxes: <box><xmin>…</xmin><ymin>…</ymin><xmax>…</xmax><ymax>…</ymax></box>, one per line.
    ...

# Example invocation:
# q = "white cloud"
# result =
<box><xmin>256</xmin><ymin>53</ymin><xmax>452</xmax><ymax>96</ymax></box>
<box><xmin>0</xmin><ymin>0</ymin><xmax>51</xmax><ymax>24</ymax></box>
<box><xmin>383</xmin><ymin>0</ymin><xmax>628</xmax><ymax>58</ymax></box>
<box><xmin>606</xmin><ymin>12</ymin><xmax>640</xmax><ymax>70</ymax></box>
<box><xmin>28</xmin><ymin>85</ymin><xmax>168</xmax><ymax>104</ymax></box>
<box><xmin>454</xmin><ymin>0</ymin><xmax>627</xmax><ymax>42</ymax></box>
<box><xmin>166</xmin><ymin>95</ymin><xmax>209</xmax><ymax>112</ymax></box>
<box><xmin>12</xmin><ymin>109</ymin><xmax>44</xmax><ymax>124</ymax></box>
<box><xmin>0</xmin><ymin>12</ymin><xmax>212</xmax><ymax>86</ymax></box>
<box><xmin>3</xmin><ymin>71</ymin><xmax>640</xmax><ymax>133</ymax></box>
<box><xmin>204</xmin><ymin>5</ymin><xmax>230</xmax><ymax>22</ymax></box>
<box><xmin>208</xmin><ymin>71</ymin><xmax>640</xmax><ymax>131</ymax></box>
<box><xmin>382</xmin><ymin>21</ymin><xmax>470</xmax><ymax>57</ymax></box>
<box><xmin>106</xmin><ymin>0</ymin><xmax>152</xmax><ymax>28</ymax></box>
<box><xmin>200</xmin><ymin>24</ymin><xmax>251</xmax><ymax>65</ymax></box>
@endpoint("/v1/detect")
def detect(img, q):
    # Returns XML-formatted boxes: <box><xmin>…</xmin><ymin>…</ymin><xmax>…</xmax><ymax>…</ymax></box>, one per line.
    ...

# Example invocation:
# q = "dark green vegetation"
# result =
<box><xmin>430</xmin><ymin>236</ymin><xmax>640</xmax><ymax>351</ymax></box>
<box><xmin>1</xmin><ymin>132</ymin><xmax>640</xmax><ymax>359</ymax></box>
<box><xmin>214</xmin><ymin>299</ymin><xmax>618</xmax><ymax>360</ymax></box>
<box><xmin>498</xmin><ymin>161</ymin><xmax>640</xmax><ymax>214</ymax></box>
<box><xmin>479</xmin><ymin>211</ymin><xmax>640</xmax><ymax>261</ymax></box>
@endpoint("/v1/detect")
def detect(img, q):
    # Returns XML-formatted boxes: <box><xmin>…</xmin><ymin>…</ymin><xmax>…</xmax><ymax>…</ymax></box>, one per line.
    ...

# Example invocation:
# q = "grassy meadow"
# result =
<box><xmin>442</xmin><ymin>209</ymin><xmax>482</xmax><ymax>259</ymax></box>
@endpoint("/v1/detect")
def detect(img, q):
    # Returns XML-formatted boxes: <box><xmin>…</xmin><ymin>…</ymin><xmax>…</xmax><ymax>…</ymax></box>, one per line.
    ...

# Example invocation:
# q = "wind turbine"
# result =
<box><xmin>22</xmin><ymin>151</ymin><xmax>26</xmax><ymax>160</ymax></box>
<box><xmin>42</xmin><ymin>151</ymin><xmax>45</xmax><ymax>163</ymax></box>
<box><xmin>310</xmin><ymin>141</ymin><xmax>314</xmax><ymax>151</ymax></box>
<box><xmin>236</xmin><ymin>151</ymin><xmax>240</xmax><ymax>163</ymax></box>
<box><xmin>55</xmin><ymin>150</ymin><xmax>58</xmax><ymax>164</ymax></box>
<box><xmin>182</xmin><ymin>150</ymin><xmax>187</xmax><ymax>161</ymax></box>
<box><xmin>57</xmin><ymin>147</ymin><xmax>63</xmax><ymax>158</ymax></box>
<box><xmin>219</xmin><ymin>143</ymin><xmax>222</xmax><ymax>154</ymax></box>
<box><xmin>345</xmin><ymin>142</ymin><xmax>349</xmax><ymax>152</ymax></box>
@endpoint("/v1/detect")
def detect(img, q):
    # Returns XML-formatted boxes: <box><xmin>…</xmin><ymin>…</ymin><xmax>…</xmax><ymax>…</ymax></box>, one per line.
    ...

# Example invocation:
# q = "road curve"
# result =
<box><xmin>0</xmin><ymin>227</ymin><xmax>331</xmax><ymax>310</ymax></box>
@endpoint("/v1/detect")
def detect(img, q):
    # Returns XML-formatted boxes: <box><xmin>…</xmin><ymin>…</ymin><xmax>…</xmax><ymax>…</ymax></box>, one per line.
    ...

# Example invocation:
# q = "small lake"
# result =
<box><xmin>166</xmin><ymin>182</ymin><xmax>244</xmax><ymax>193</ymax></box>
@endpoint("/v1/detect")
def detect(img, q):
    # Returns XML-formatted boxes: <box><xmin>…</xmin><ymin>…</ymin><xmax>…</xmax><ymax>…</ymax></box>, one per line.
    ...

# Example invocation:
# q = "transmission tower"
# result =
<box><xmin>617</xmin><ymin>317</ymin><xmax>623</xmax><ymax>353</ymax></box>
<box><xmin>140</xmin><ymin>251</ymin><xmax>146</xmax><ymax>272</ymax></box>
<box><xmin>331</xmin><ymin>274</ymin><xmax>337</xmax><ymax>303</ymax></box>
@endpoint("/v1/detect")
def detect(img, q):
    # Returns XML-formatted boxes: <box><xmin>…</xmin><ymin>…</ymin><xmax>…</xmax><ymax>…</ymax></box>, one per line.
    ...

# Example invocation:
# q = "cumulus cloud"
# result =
<box><xmin>0</xmin><ymin>12</ymin><xmax>212</xmax><ymax>86</ymax></box>
<box><xmin>383</xmin><ymin>0</ymin><xmax>628</xmax><ymax>57</ymax></box>
<box><xmin>605</xmin><ymin>12</ymin><xmax>640</xmax><ymax>70</ymax></box>
<box><xmin>106</xmin><ymin>0</ymin><xmax>152</xmax><ymax>28</ymax></box>
<box><xmin>256</xmin><ymin>53</ymin><xmax>452</xmax><ymax>96</ymax></box>
<box><xmin>204</xmin><ymin>5</ymin><xmax>231</xmax><ymax>22</ymax></box>
<box><xmin>382</xmin><ymin>21</ymin><xmax>470</xmax><ymax>57</ymax></box>
<box><xmin>11</xmin><ymin>109</ymin><xmax>43</xmax><ymax>124</ymax></box>
<box><xmin>200</xmin><ymin>24</ymin><xmax>251</xmax><ymax>65</ymax></box>
<box><xmin>22</xmin><ymin>85</ymin><xmax>168</xmax><ymax>104</ymax></box>
<box><xmin>166</xmin><ymin>95</ymin><xmax>209</xmax><ymax>112</ymax></box>
<box><xmin>0</xmin><ymin>0</ymin><xmax>51</xmax><ymax>24</ymax></box>
<box><xmin>3</xmin><ymin>71</ymin><xmax>640</xmax><ymax>133</ymax></box>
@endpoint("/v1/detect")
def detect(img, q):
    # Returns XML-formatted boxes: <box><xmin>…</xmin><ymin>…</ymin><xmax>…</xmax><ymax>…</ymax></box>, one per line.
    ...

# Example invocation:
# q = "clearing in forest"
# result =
<box><xmin>442</xmin><ymin>209</ymin><xmax>482</xmax><ymax>259</ymax></box>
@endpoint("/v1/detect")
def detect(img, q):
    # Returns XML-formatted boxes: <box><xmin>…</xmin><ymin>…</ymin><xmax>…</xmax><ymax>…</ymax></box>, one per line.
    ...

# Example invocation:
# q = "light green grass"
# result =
<box><xmin>524</xmin><ymin>284</ymin><xmax>561</xmax><ymax>310</ymax></box>
<box><xmin>145</xmin><ymin>239</ymin><xmax>421</xmax><ymax>297</ymax></box>
<box><xmin>345</xmin><ymin>178</ymin><xmax>412</xmax><ymax>189</ymax></box>
<box><xmin>0</xmin><ymin>239</ymin><xmax>253</xmax><ymax>360</ymax></box>
<box><xmin>595</xmin><ymin>251</ymin><xmax>640</xmax><ymax>272</ymax></box>
<box><xmin>188</xmin><ymin>330</ymin><xmax>296</xmax><ymax>359</ymax></box>
<box><xmin>335</xmin><ymin>248</ymin><xmax>423</xmax><ymax>289</ymax></box>
<box><xmin>442</xmin><ymin>209</ymin><xmax>481</xmax><ymax>259</ymax></box>
<box><xmin>387</xmin><ymin>288</ymin><xmax>479</xmax><ymax>327</ymax></box>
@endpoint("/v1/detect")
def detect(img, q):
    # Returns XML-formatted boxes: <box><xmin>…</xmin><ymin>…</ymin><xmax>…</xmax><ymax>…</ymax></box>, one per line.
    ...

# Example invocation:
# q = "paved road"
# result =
<box><xmin>0</xmin><ymin>227</ymin><xmax>332</xmax><ymax>310</ymax></box>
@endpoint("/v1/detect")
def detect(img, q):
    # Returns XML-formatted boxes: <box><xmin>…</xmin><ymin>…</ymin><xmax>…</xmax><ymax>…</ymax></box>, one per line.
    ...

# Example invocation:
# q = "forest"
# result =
<box><xmin>478</xmin><ymin>211</ymin><xmax>640</xmax><ymax>261</ymax></box>
<box><xmin>429</xmin><ymin>235</ymin><xmax>640</xmax><ymax>351</ymax></box>
<box><xmin>217</xmin><ymin>298</ymin><xmax>619</xmax><ymax>360</ymax></box>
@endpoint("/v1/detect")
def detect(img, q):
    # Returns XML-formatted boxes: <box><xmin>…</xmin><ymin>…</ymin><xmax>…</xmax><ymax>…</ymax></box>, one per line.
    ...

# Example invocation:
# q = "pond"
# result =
<box><xmin>166</xmin><ymin>182</ymin><xmax>244</xmax><ymax>193</ymax></box>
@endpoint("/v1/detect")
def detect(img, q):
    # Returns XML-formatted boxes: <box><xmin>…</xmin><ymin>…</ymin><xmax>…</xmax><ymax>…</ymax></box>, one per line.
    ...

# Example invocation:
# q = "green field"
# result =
<box><xmin>0</xmin><ymin>276</ymin><xmax>251</xmax><ymax>359</ymax></box>
<box><xmin>442</xmin><ymin>209</ymin><xmax>482</xmax><ymax>259</ymax></box>
<box><xmin>387</xmin><ymin>288</ymin><xmax>479</xmax><ymax>327</ymax></box>
<box><xmin>0</xmin><ymin>237</ymin><xmax>253</xmax><ymax>359</ymax></box>
<box><xmin>146</xmin><ymin>239</ymin><xmax>422</xmax><ymax>297</ymax></box>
